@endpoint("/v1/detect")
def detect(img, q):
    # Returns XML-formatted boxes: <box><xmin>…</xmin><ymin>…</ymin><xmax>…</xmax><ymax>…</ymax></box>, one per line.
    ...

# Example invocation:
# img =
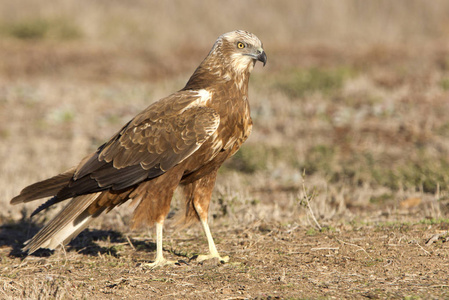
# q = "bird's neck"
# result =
<box><xmin>183</xmin><ymin>56</ymin><xmax>251</xmax><ymax>93</ymax></box>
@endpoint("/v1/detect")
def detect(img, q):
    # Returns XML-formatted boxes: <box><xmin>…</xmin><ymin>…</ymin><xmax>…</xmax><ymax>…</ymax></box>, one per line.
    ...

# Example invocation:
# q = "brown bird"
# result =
<box><xmin>11</xmin><ymin>30</ymin><xmax>267</xmax><ymax>267</ymax></box>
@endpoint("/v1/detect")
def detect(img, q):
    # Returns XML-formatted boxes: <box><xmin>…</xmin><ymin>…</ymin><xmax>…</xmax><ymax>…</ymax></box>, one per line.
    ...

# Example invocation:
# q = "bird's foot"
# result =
<box><xmin>141</xmin><ymin>257</ymin><xmax>177</xmax><ymax>269</ymax></box>
<box><xmin>196</xmin><ymin>253</ymin><xmax>229</xmax><ymax>263</ymax></box>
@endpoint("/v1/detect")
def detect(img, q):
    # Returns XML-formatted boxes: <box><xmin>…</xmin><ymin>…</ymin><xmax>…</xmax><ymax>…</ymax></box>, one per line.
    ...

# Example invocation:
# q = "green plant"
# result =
<box><xmin>1</xmin><ymin>18</ymin><xmax>82</xmax><ymax>40</ymax></box>
<box><xmin>276</xmin><ymin>67</ymin><xmax>355</xmax><ymax>98</ymax></box>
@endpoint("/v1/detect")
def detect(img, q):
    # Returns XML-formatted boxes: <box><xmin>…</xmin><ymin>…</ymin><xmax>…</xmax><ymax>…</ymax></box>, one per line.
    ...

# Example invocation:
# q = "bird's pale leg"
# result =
<box><xmin>196</xmin><ymin>216</ymin><xmax>229</xmax><ymax>263</ymax></box>
<box><xmin>143</xmin><ymin>221</ymin><xmax>176</xmax><ymax>268</ymax></box>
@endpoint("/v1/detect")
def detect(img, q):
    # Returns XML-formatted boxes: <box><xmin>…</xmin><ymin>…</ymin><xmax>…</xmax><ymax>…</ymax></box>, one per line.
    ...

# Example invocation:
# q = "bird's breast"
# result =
<box><xmin>178</xmin><ymin>87</ymin><xmax>252</xmax><ymax>182</ymax></box>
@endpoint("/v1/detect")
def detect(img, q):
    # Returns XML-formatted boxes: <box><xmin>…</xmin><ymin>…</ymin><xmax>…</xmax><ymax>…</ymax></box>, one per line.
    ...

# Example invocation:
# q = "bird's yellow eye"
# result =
<box><xmin>237</xmin><ymin>42</ymin><xmax>245</xmax><ymax>49</ymax></box>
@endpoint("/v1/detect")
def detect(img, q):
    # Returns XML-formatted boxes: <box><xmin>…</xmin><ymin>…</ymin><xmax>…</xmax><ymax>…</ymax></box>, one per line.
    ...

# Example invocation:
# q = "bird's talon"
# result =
<box><xmin>141</xmin><ymin>258</ymin><xmax>177</xmax><ymax>269</ymax></box>
<box><xmin>196</xmin><ymin>254</ymin><xmax>229</xmax><ymax>263</ymax></box>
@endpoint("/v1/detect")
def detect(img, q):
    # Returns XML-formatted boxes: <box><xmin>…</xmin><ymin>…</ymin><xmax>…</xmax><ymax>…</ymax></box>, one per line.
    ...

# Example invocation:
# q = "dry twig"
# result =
<box><xmin>126</xmin><ymin>235</ymin><xmax>136</xmax><ymax>250</ymax></box>
<box><xmin>412</xmin><ymin>240</ymin><xmax>431</xmax><ymax>256</ymax></box>
<box><xmin>336</xmin><ymin>239</ymin><xmax>373</xmax><ymax>259</ymax></box>
<box><xmin>298</xmin><ymin>175</ymin><xmax>322</xmax><ymax>230</ymax></box>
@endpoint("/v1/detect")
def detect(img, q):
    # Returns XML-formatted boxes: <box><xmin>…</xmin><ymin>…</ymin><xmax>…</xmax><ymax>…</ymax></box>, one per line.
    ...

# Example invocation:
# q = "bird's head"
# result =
<box><xmin>184</xmin><ymin>30</ymin><xmax>266</xmax><ymax>90</ymax></box>
<box><xmin>209</xmin><ymin>30</ymin><xmax>267</xmax><ymax>74</ymax></box>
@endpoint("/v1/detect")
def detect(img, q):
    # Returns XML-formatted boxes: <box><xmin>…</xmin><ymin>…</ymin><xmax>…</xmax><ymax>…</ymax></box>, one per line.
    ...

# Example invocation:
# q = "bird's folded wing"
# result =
<box><xmin>55</xmin><ymin>98</ymin><xmax>220</xmax><ymax>199</ymax></box>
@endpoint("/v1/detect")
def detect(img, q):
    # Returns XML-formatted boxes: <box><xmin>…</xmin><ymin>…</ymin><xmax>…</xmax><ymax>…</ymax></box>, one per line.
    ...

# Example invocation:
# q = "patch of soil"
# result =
<box><xmin>1</xmin><ymin>220</ymin><xmax>448</xmax><ymax>299</ymax></box>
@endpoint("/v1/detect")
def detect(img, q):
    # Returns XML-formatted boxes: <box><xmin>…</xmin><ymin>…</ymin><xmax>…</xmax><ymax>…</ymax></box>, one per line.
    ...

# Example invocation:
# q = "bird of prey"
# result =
<box><xmin>11</xmin><ymin>30</ymin><xmax>267</xmax><ymax>267</ymax></box>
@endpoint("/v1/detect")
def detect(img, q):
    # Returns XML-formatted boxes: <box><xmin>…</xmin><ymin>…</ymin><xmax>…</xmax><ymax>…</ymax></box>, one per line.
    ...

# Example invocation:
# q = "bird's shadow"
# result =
<box><xmin>0</xmin><ymin>217</ymin><xmax>159</xmax><ymax>259</ymax></box>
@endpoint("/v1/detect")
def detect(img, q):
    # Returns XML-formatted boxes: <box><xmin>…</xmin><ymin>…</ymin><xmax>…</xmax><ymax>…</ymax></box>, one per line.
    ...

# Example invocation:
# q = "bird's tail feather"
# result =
<box><xmin>23</xmin><ymin>192</ymin><xmax>102</xmax><ymax>254</ymax></box>
<box><xmin>10</xmin><ymin>167</ymin><xmax>76</xmax><ymax>205</ymax></box>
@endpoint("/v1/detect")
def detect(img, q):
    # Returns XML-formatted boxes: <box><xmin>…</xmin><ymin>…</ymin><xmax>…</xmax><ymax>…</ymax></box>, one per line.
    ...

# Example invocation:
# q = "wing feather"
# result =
<box><xmin>57</xmin><ymin>91</ymin><xmax>219</xmax><ymax>200</ymax></box>
<box><xmin>11</xmin><ymin>167</ymin><xmax>76</xmax><ymax>204</ymax></box>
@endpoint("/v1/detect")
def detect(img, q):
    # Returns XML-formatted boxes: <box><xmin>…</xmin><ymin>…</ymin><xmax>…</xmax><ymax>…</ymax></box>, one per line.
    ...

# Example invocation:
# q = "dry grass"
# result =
<box><xmin>1</xmin><ymin>0</ymin><xmax>449</xmax><ymax>298</ymax></box>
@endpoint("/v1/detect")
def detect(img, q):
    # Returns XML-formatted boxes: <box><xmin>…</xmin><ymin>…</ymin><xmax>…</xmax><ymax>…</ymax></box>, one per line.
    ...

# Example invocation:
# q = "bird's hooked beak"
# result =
<box><xmin>245</xmin><ymin>48</ymin><xmax>267</xmax><ymax>67</ymax></box>
<box><xmin>257</xmin><ymin>50</ymin><xmax>267</xmax><ymax>67</ymax></box>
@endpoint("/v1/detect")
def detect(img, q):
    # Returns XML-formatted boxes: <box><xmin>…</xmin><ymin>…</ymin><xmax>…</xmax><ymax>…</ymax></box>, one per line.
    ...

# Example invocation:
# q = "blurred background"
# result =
<box><xmin>1</xmin><ymin>0</ymin><xmax>449</xmax><ymax>227</ymax></box>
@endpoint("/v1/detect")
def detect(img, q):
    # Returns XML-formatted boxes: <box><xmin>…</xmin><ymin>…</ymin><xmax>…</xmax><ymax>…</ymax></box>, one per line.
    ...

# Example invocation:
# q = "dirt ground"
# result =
<box><xmin>1</xmin><ymin>215</ymin><xmax>449</xmax><ymax>299</ymax></box>
<box><xmin>2</xmin><ymin>1</ymin><xmax>449</xmax><ymax>299</ymax></box>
